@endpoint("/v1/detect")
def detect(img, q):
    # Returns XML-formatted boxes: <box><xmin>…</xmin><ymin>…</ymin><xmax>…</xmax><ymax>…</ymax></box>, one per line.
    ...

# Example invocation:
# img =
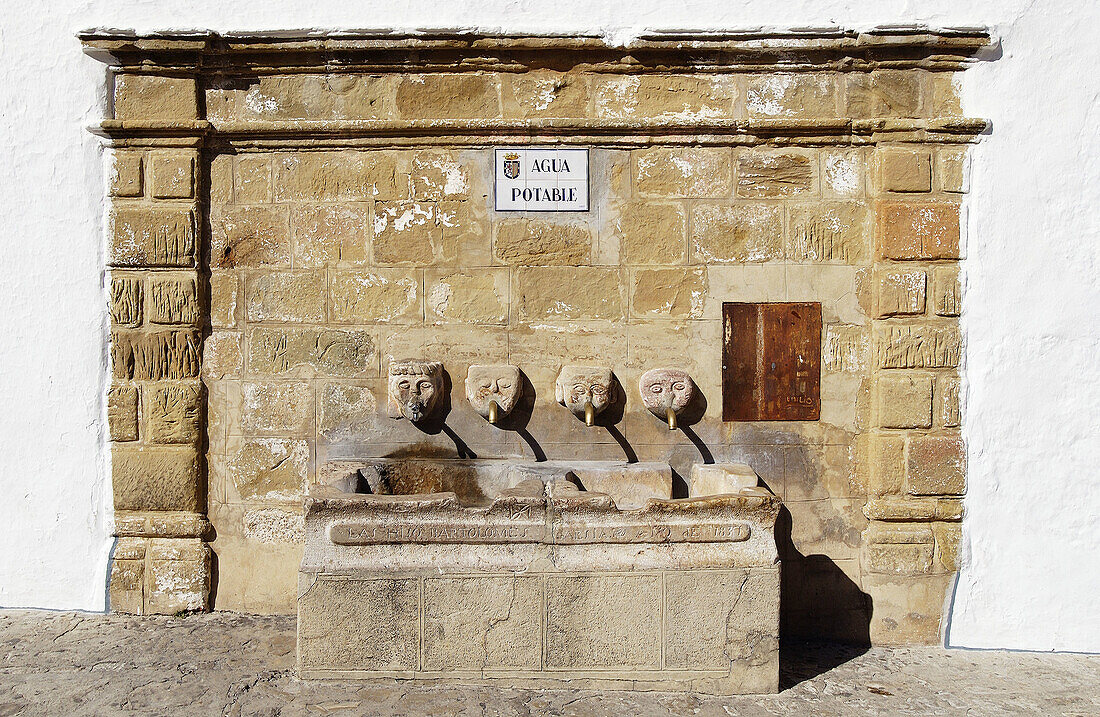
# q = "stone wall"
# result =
<box><xmin>88</xmin><ymin>31</ymin><xmax>987</xmax><ymax>643</ymax></box>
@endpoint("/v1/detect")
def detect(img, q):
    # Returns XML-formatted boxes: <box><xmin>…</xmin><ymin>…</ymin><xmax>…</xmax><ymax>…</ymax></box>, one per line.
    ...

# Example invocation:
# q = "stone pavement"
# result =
<box><xmin>0</xmin><ymin>610</ymin><xmax>1096</xmax><ymax>716</ymax></box>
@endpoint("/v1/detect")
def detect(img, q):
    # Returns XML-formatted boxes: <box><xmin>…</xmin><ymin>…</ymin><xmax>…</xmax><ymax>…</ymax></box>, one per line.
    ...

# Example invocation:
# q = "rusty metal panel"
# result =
<box><xmin>723</xmin><ymin>302</ymin><xmax>821</xmax><ymax>421</ymax></box>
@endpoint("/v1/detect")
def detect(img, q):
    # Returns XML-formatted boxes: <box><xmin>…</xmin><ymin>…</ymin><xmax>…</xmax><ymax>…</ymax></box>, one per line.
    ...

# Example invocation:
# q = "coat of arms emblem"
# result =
<box><xmin>503</xmin><ymin>152</ymin><xmax>521</xmax><ymax>179</ymax></box>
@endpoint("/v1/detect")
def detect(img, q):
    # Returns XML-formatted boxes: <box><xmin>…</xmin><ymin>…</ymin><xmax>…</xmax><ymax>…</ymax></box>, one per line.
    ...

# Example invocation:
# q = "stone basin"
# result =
<box><xmin>299</xmin><ymin>459</ymin><xmax>782</xmax><ymax>694</ymax></box>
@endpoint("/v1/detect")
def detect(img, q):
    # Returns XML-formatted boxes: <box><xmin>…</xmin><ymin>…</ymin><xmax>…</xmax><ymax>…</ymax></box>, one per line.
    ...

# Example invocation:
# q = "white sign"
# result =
<box><xmin>494</xmin><ymin>148</ymin><xmax>589</xmax><ymax>212</ymax></box>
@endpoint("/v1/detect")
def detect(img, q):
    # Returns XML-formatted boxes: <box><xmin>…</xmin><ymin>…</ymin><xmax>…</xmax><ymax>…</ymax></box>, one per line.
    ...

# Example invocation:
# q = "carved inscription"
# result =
<box><xmin>329</xmin><ymin>520</ymin><xmax>751</xmax><ymax>545</ymax></box>
<box><xmin>111</xmin><ymin>330</ymin><xmax>201</xmax><ymax>380</ymax></box>
<box><xmin>109</xmin><ymin>277</ymin><xmax>143</xmax><ymax>328</ymax></box>
<box><xmin>822</xmin><ymin>324</ymin><xmax>868</xmax><ymax>373</ymax></box>
<box><xmin>247</xmin><ymin>328</ymin><xmax>375</xmax><ymax>377</ymax></box>
<box><xmin>876</xmin><ymin>324</ymin><xmax>961</xmax><ymax>369</ymax></box>
<box><xmin>108</xmin><ymin>207</ymin><xmax>196</xmax><ymax>267</ymax></box>
<box><xmin>553</xmin><ymin>522</ymin><xmax>750</xmax><ymax>544</ymax></box>
<box><xmin>148</xmin><ymin>383</ymin><xmax>202</xmax><ymax>444</ymax></box>
<box><xmin>150</xmin><ymin>277</ymin><xmax>199</xmax><ymax>324</ymax></box>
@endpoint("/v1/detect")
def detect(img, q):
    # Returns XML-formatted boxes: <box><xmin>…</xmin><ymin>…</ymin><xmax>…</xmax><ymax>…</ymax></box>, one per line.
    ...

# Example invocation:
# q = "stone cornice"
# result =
<box><xmin>81</xmin><ymin>29</ymin><xmax>994</xmax><ymax>74</ymax></box>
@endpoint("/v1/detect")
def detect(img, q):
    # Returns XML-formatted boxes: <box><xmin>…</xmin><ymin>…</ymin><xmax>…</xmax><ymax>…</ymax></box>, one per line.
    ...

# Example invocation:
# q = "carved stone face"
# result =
<box><xmin>639</xmin><ymin>368</ymin><xmax>695</xmax><ymax>417</ymax></box>
<box><xmin>388</xmin><ymin>359</ymin><xmax>443</xmax><ymax>422</ymax></box>
<box><xmin>465</xmin><ymin>364</ymin><xmax>521</xmax><ymax>420</ymax></box>
<box><xmin>555</xmin><ymin>366</ymin><xmax>614</xmax><ymax>419</ymax></box>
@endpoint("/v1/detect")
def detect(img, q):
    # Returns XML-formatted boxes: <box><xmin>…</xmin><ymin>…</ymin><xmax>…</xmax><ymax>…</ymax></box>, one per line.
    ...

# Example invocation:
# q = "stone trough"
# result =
<box><xmin>298</xmin><ymin>459</ymin><xmax>782</xmax><ymax>694</ymax></box>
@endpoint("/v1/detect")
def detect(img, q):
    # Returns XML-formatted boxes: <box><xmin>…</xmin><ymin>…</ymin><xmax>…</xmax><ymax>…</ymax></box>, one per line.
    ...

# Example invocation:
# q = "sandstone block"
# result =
<box><xmin>937</xmin><ymin>376</ymin><xmax>962</xmax><ymax>428</ymax></box>
<box><xmin>746</xmin><ymin>73</ymin><xmax>837</xmax><ymax>118</ymax></box>
<box><xmin>437</xmin><ymin>200</ymin><xmax>492</xmax><ymax>266</ymax></box>
<box><xmin>864</xmin><ymin>496</ymin><xmax>963</xmax><ymax>522</ymax></box>
<box><xmin>147</xmin><ymin>381</ymin><xmax>202</xmax><ymax>444</ymax></box>
<box><xmin>634</xmin><ymin>148</ymin><xmax>732</xmax><ymax>198</ymax></box>
<box><xmin>113</xmin><ymin>74</ymin><xmax>198</xmax><ymax>121</ymax></box>
<box><xmin>112</xmin><ymin>445</ymin><xmax>201</xmax><ymax>512</ymax></box>
<box><xmin>247</xmin><ymin>327</ymin><xmax>376</xmax><ymax>377</ymax></box>
<box><xmin>615</xmin><ymin>202</ymin><xmax>686</xmax><ymax>264</ymax></box>
<box><xmin>109</xmin><ymin>152</ymin><xmax>143</xmax><ymax>197</ymax></box>
<box><xmin>411</xmin><ymin>151</ymin><xmax>470</xmax><ymax>200</ymax></box>
<box><xmin>210</xmin><ymin>273</ymin><xmax>239</xmax><ymax>328</ymax></box>
<box><xmin>863</xmin><ymin>573</ymin><xmax>954</xmax><ymax>645</ymax></box>
<box><xmin>149</xmin><ymin>276</ymin><xmax>200</xmax><ymax>324</ymax></box>
<box><xmin>846</xmin><ymin>70</ymin><xmax>921</xmax><ymax>118</ymax></box>
<box><xmin>736</xmin><ymin>151</ymin><xmax>815</xmax><ymax>198</ymax></box>
<box><xmin>875</xmin><ymin>324</ymin><xmax>961</xmax><ymax>369</ymax></box>
<box><xmin>373</xmin><ymin>201</ymin><xmax>440</xmax><ymax>265</ymax></box>
<box><xmin>932</xmin><ymin>266</ymin><xmax>961</xmax><ymax>317</ymax></box>
<box><xmin>150</xmin><ymin>153</ymin><xmax>195</xmax><ymax>199</ymax></box>
<box><xmin>867</xmin><ymin>433</ymin><xmax>906</xmax><ymax>496</ymax></box>
<box><xmin>210</xmin><ymin>154</ymin><xmax>232</xmax><ymax>204</ymax></box>
<box><xmin>245</xmin><ymin>271</ymin><xmax>326</xmax><ymax>323</ymax></box>
<box><xmin>274</xmin><ymin>152</ymin><xmax>399</xmax><ymax>202</ymax></box>
<box><xmin>423</xmin><ymin>576</ymin><xmax>541</xmax><ymax>670</ymax></box>
<box><xmin>107</xmin><ymin>384</ymin><xmax>139</xmax><ymax>442</ymax></box>
<box><xmin>929</xmin><ymin>73</ymin><xmax>963</xmax><ymax>116</ymax></box>
<box><xmin>291</xmin><ymin>204</ymin><xmax>371</xmax><ymax>267</ymax></box>
<box><xmin>318</xmin><ymin>383</ymin><xmax>377</xmax><ymax>442</ymax></box>
<box><xmin>691</xmin><ymin>203</ymin><xmax>783</xmax><ymax>262</ymax></box>
<box><xmin>593</xmin><ymin>74</ymin><xmax>737</xmax><ymax>120</ymax></box>
<box><xmin>111</xmin><ymin>329</ymin><xmax>201</xmax><ymax>381</ymax></box>
<box><xmin>823</xmin><ymin>324</ymin><xmax>869</xmax><ymax>373</ymax></box>
<box><xmin>879</xmin><ymin>148</ymin><xmax>932</xmax><ymax>193</ymax></box>
<box><xmin>630</xmin><ymin>267</ymin><xmax>707</xmax><ymax>319</ymax></box>
<box><xmin>109</xmin><ymin>276</ymin><xmax>143</xmax><ymax>328</ymax></box>
<box><xmin>875</xmin><ymin>269</ymin><xmax>927</xmax><ymax>316</ymax></box>
<box><xmin>878</xmin><ymin>202</ymin><xmax>961</xmax><ymax>260</ymax></box>
<box><xmin>229</xmin><ymin>438</ymin><xmax>309</xmax><ymax>502</ymax></box>
<box><xmin>864</xmin><ymin>540</ymin><xmax>934</xmax><ymax>575</ymax></box>
<box><xmin>145</xmin><ymin>539</ymin><xmax>210</xmax><ymax>614</ymax></box>
<box><xmin>298</xmin><ymin>577</ymin><xmax>419</xmax><ymax>671</ymax></box>
<box><xmin>821</xmin><ymin>149</ymin><xmax>865</xmax><ymax>198</ymax></box>
<box><xmin>109</xmin><ymin>558</ymin><xmax>144</xmax><ymax>614</ymax></box>
<box><xmin>513</xmin><ymin>267</ymin><xmax>623</xmax><ymax>322</ymax></box>
<box><xmin>395</xmin><ymin>73</ymin><xmax>501</xmax><ymax>120</ymax></box>
<box><xmin>210</xmin><ymin>206</ymin><xmax>291</xmax><ymax>269</ymax></box>
<box><xmin>546</xmin><ymin>575</ymin><xmax>661</xmax><ymax>669</ymax></box>
<box><xmin>331</xmin><ymin>270</ymin><xmax>421</xmax><ymax>323</ymax></box>
<box><xmin>236</xmin><ymin>155</ymin><xmax>272</xmax><ymax>203</ymax></box>
<box><xmin>908</xmin><ymin>435</ymin><xmax>966</xmax><ymax>496</ymax></box>
<box><xmin>502</xmin><ymin>70</ymin><xmax>589</xmax><ymax>119</ymax></box>
<box><xmin>425</xmin><ymin>269</ymin><xmax>508</xmax><ymax>325</ymax></box>
<box><xmin>875</xmin><ymin>374</ymin><xmax>933</xmax><ymax>429</ymax></box>
<box><xmin>787</xmin><ymin>202</ymin><xmax>869</xmax><ymax>262</ymax></box>
<box><xmin>240</xmin><ymin>382</ymin><xmax>314</xmax><ymax>435</ymax></box>
<box><xmin>938</xmin><ymin>147</ymin><xmax>970</xmax><ymax>193</ymax></box>
<box><xmin>202</xmin><ymin>331</ymin><xmax>242</xmax><ymax>380</ymax></box>
<box><xmin>934</xmin><ymin>522</ymin><xmax>963</xmax><ymax>571</ymax></box>
<box><xmin>689</xmin><ymin>463</ymin><xmax>758</xmax><ymax>497</ymax></box>
<box><xmin>571</xmin><ymin>463</ymin><xmax>672</xmax><ymax>509</ymax></box>
<box><xmin>108</xmin><ymin>206</ymin><xmax>196</xmax><ymax>267</ymax></box>
<box><xmin>493</xmin><ymin>219</ymin><xmax>590</xmax><ymax>265</ymax></box>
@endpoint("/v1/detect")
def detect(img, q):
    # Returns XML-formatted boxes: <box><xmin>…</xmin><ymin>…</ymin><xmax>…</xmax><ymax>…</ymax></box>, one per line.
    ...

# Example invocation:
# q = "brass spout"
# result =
<box><xmin>488</xmin><ymin>400</ymin><xmax>499</xmax><ymax>424</ymax></box>
<box><xmin>584</xmin><ymin>400</ymin><xmax>595</xmax><ymax>426</ymax></box>
<box><xmin>666</xmin><ymin>407</ymin><xmax>677</xmax><ymax>430</ymax></box>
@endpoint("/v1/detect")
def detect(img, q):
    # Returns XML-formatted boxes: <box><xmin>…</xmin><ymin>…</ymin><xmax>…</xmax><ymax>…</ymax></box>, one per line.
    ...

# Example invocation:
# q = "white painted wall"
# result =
<box><xmin>0</xmin><ymin>0</ymin><xmax>1095</xmax><ymax>651</ymax></box>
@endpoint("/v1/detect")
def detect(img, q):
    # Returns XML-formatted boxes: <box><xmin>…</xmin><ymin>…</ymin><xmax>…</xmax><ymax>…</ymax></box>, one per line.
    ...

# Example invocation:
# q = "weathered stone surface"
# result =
<box><xmin>145</xmin><ymin>538</ymin><xmax>211</xmax><ymax>614</ymax></box>
<box><xmin>876</xmin><ymin>324</ymin><xmax>961</xmax><ymax>369</ymax></box>
<box><xmin>411</xmin><ymin>151</ymin><xmax>470</xmax><ymax>200</ymax></box>
<box><xmin>395</xmin><ymin>73</ymin><xmax>501</xmax><ymax>120</ymax></box>
<box><xmin>147</xmin><ymin>382</ymin><xmax>202</xmax><ymax>444</ymax></box>
<box><xmin>111</xmin><ymin>330</ymin><xmax>201</xmax><ymax>381</ymax></box>
<box><xmin>245</xmin><ymin>272</ymin><xmax>326</xmax><ymax>323</ymax></box>
<box><xmin>546</xmin><ymin>575</ymin><xmax>661</xmax><ymax>669</ymax></box>
<box><xmin>107</xmin><ymin>384</ymin><xmax>139</xmax><ymax>442</ymax></box>
<box><xmin>875</xmin><ymin>374</ymin><xmax>933</xmax><ymax>429</ymax></box>
<box><xmin>934</xmin><ymin>522</ymin><xmax>962</xmax><ymax>571</ymax></box>
<box><xmin>331</xmin><ymin>270</ymin><xmax>421</xmax><ymax>323</ymax></box>
<box><xmin>240</xmin><ymin>382</ymin><xmax>314</xmax><ymax>435</ymax></box>
<box><xmin>494</xmin><ymin>219</ymin><xmax>590</xmax><ymax>265</ymax></box>
<box><xmin>425</xmin><ymin>269</ymin><xmax>508</xmax><ymax>325</ymax></box>
<box><xmin>932</xmin><ymin>266</ymin><xmax>961</xmax><ymax>317</ymax></box>
<box><xmin>864</xmin><ymin>523</ymin><xmax>935</xmax><ymax>575</ymax></box>
<box><xmin>108</xmin><ymin>557</ymin><xmax>144</xmax><ymax>614</ymax></box>
<box><xmin>151</xmin><ymin>153</ymin><xmax>195</xmax><ymax>199</ymax></box>
<box><xmin>109</xmin><ymin>152</ymin><xmax>143</xmax><ymax>197</ymax></box>
<box><xmin>787</xmin><ymin>202</ymin><xmax>869</xmax><ymax>262</ymax></box>
<box><xmin>929</xmin><ymin>72</ymin><xmax>963</xmax><ymax>117</ymax></box>
<box><xmin>938</xmin><ymin>376</ymin><xmax>962</xmax><ymax>428</ymax></box>
<box><xmin>206</xmin><ymin>74</ymin><xmax>395</xmax><ymax>123</ymax></box>
<box><xmin>867</xmin><ymin>432</ymin><xmax>906</xmax><ymax>496</ymax></box>
<box><xmin>634</xmin><ymin>148</ymin><xmax>732</xmax><ymax>198</ymax></box>
<box><xmin>823</xmin><ymin>324</ymin><xmax>869</xmax><ymax>373</ymax></box>
<box><xmin>876</xmin><ymin>268</ymin><xmax>927</xmax><ymax>316</ymax></box>
<box><xmin>373</xmin><ymin>201</ymin><xmax>440</xmax><ymax>265</ymax></box>
<box><xmin>864</xmin><ymin>573</ymin><xmax>955</xmax><ymax>645</ymax></box>
<box><xmin>229</xmin><ymin>438</ymin><xmax>309</xmax><ymax>502</ymax></box>
<box><xmin>318</xmin><ymin>383</ymin><xmax>377</xmax><ymax>441</ymax></box>
<box><xmin>879</xmin><ymin>148</ymin><xmax>932</xmax><ymax>193</ymax></box>
<box><xmin>437</xmin><ymin>200</ymin><xmax>492</xmax><ymax>266</ymax></box>
<box><xmin>736</xmin><ymin>152</ymin><xmax>815</xmax><ymax>198</ymax></box>
<box><xmin>113</xmin><ymin>75</ymin><xmax>198</xmax><ymax>121</ymax></box>
<box><xmin>570</xmin><ymin>462</ymin><xmax>672</xmax><ymax>509</ymax></box>
<box><xmin>149</xmin><ymin>276</ymin><xmax>200</xmax><ymax>324</ymax></box>
<box><xmin>746</xmin><ymin>73</ymin><xmax>836</xmax><ymax>118</ymax></box>
<box><xmin>878</xmin><ymin>202</ymin><xmax>960</xmax><ymax>260</ymax></box>
<box><xmin>846</xmin><ymin>71</ymin><xmax>921</xmax><ymax>118</ymax></box>
<box><xmin>247</xmin><ymin>328</ymin><xmax>376</xmax><ymax>377</ymax></box>
<box><xmin>614</xmin><ymin>202</ymin><xmax>686</xmax><ymax>264</ymax></box>
<box><xmin>514</xmin><ymin>267</ymin><xmax>623</xmax><ymax>321</ymax></box>
<box><xmin>112</xmin><ymin>445</ymin><xmax>201</xmax><ymax>512</ymax></box>
<box><xmin>502</xmin><ymin>70</ymin><xmax>589</xmax><ymax>119</ymax></box>
<box><xmin>274</xmin><ymin>152</ymin><xmax>399</xmax><ymax>202</ymax></box>
<box><xmin>202</xmin><ymin>331</ymin><xmax>242</xmax><ymax>380</ymax></box>
<box><xmin>210</xmin><ymin>273</ymin><xmax>238</xmax><ymax>328</ymax></box>
<box><xmin>423</xmin><ymin>576</ymin><xmax>542</xmax><ymax>670</ymax></box>
<box><xmin>109</xmin><ymin>276</ymin><xmax>143</xmax><ymax>328</ymax></box>
<box><xmin>690</xmin><ymin>463</ymin><xmax>758</xmax><ymax>497</ymax></box>
<box><xmin>109</xmin><ymin>207</ymin><xmax>196</xmax><ymax>267</ymax></box>
<box><xmin>593</xmin><ymin>74</ymin><xmax>737</xmax><ymax>119</ymax></box>
<box><xmin>908</xmin><ymin>435</ymin><xmax>966</xmax><ymax>496</ymax></box>
<box><xmin>691</xmin><ymin>203</ymin><xmax>783</xmax><ymax>262</ymax></box>
<box><xmin>210</xmin><ymin>206</ymin><xmax>291</xmax><ymax>269</ymax></box>
<box><xmin>209</xmin><ymin>154</ymin><xmax>232</xmax><ymax>204</ymax></box>
<box><xmin>387</xmin><ymin>359</ymin><xmax>444</xmax><ymax>423</ymax></box>
<box><xmin>865</xmin><ymin>496</ymin><xmax>964</xmax><ymax>523</ymax></box>
<box><xmin>631</xmin><ymin>267</ymin><xmax>706</xmax><ymax>319</ymax></box>
<box><xmin>236</xmin><ymin>156</ymin><xmax>272</xmax><ymax>203</ymax></box>
<box><xmin>937</xmin><ymin>147</ymin><xmax>969</xmax><ymax>193</ymax></box>
<box><xmin>821</xmin><ymin>149</ymin><xmax>866</xmax><ymax>198</ymax></box>
<box><xmin>291</xmin><ymin>204</ymin><xmax>371</xmax><ymax>267</ymax></box>
<box><xmin>298</xmin><ymin>577</ymin><xmax>419</xmax><ymax>670</ymax></box>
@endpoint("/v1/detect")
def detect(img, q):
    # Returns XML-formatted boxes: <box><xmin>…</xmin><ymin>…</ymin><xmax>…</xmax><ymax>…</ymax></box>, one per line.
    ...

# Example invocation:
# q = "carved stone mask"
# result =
<box><xmin>555</xmin><ymin>366</ymin><xmax>614</xmax><ymax>419</ymax></box>
<box><xmin>465</xmin><ymin>364</ymin><xmax>521</xmax><ymax>420</ymax></box>
<box><xmin>639</xmin><ymin>368</ymin><xmax>695</xmax><ymax>416</ymax></box>
<box><xmin>388</xmin><ymin>359</ymin><xmax>443</xmax><ymax>422</ymax></box>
